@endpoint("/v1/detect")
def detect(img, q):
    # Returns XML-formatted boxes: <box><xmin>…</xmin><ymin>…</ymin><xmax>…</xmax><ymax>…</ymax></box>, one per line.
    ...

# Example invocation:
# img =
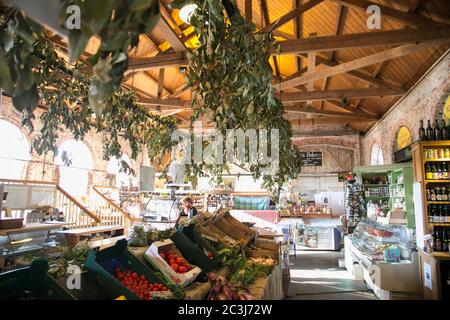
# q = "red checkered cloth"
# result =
<box><xmin>240</xmin><ymin>210</ymin><xmax>280</xmax><ymax>224</ymax></box>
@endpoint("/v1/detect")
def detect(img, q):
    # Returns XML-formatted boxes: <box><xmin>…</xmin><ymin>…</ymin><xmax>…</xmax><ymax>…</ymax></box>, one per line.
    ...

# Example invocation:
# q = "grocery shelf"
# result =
<box><xmin>424</xmin><ymin>158</ymin><xmax>450</xmax><ymax>162</ymax></box>
<box><xmin>429</xmin><ymin>223</ymin><xmax>450</xmax><ymax>226</ymax></box>
<box><xmin>424</xmin><ymin>180</ymin><xmax>450</xmax><ymax>183</ymax></box>
<box><xmin>427</xmin><ymin>201</ymin><xmax>450</xmax><ymax>204</ymax></box>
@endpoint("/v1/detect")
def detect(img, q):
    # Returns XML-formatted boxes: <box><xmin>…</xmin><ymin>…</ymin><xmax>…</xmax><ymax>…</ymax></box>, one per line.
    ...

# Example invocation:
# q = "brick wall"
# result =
<box><xmin>0</xmin><ymin>96</ymin><xmax>145</xmax><ymax>186</ymax></box>
<box><xmin>292</xmin><ymin>134</ymin><xmax>361</xmax><ymax>174</ymax></box>
<box><xmin>362</xmin><ymin>51</ymin><xmax>450</xmax><ymax>165</ymax></box>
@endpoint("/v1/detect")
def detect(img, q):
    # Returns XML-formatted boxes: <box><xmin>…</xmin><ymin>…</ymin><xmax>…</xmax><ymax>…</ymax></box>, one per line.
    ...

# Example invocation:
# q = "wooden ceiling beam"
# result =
<box><xmin>276</xmin><ymin>26</ymin><xmax>450</xmax><ymax>55</ymax></box>
<box><xmin>279</xmin><ymin>87</ymin><xmax>405</xmax><ymax>103</ymax></box>
<box><xmin>259</xmin><ymin>0</ymin><xmax>281</xmax><ymax>79</ymax></box>
<box><xmin>127</xmin><ymin>28</ymin><xmax>450</xmax><ymax>71</ymax></box>
<box><xmin>328</xmin><ymin>0</ymin><xmax>447</xmax><ymax>27</ymax></box>
<box><xmin>128</xmin><ymin>52</ymin><xmax>188</xmax><ymax>71</ymax></box>
<box><xmin>284</xmin><ymin>104</ymin><xmax>379</xmax><ymax>120</ymax></box>
<box><xmin>298</xmin><ymin>53</ymin><xmax>401</xmax><ymax>89</ymax></box>
<box><xmin>294</xmin><ymin>117</ymin><xmax>375</xmax><ymax>126</ymax></box>
<box><xmin>156</xmin><ymin>14</ymin><xmax>186</xmax><ymax>52</ymax></box>
<box><xmin>262</xmin><ymin>0</ymin><xmax>323</xmax><ymax>32</ymax></box>
<box><xmin>321</xmin><ymin>4</ymin><xmax>347</xmax><ymax>109</ymax></box>
<box><xmin>157</xmin><ymin>69</ymin><xmax>165</xmax><ymax>99</ymax></box>
<box><xmin>159</xmin><ymin>1</ymin><xmax>184</xmax><ymax>36</ymax></box>
<box><xmin>293</xmin><ymin>0</ymin><xmax>303</xmax><ymax>71</ymax></box>
<box><xmin>137</xmin><ymin>97</ymin><xmax>190</xmax><ymax>109</ymax></box>
<box><xmin>280</xmin><ymin>40</ymin><xmax>449</xmax><ymax>89</ymax></box>
<box><xmin>165</xmin><ymin>84</ymin><xmax>190</xmax><ymax>99</ymax></box>
<box><xmin>245</xmin><ymin>0</ymin><xmax>253</xmax><ymax>22</ymax></box>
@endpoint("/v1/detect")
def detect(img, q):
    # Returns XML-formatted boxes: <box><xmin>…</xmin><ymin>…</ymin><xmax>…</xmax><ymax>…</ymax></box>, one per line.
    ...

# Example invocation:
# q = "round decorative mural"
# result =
<box><xmin>397</xmin><ymin>126</ymin><xmax>412</xmax><ymax>150</ymax></box>
<box><xmin>443</xmin><ymin>94</ymin><xmax>450</xmax><ymax>124</ymax></box>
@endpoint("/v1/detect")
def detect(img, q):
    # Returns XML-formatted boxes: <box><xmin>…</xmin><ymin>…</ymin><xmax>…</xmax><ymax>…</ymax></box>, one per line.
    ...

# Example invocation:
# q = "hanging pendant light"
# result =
<box><xmin>179</xmin><ymin>3</ymin><xmax>198</xmax><ymax>24</ymax></box>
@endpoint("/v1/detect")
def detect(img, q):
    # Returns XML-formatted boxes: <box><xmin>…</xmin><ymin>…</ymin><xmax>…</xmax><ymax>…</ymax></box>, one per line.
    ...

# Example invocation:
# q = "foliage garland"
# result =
<box><xmin>0</xmin><ymin>6</ymin><xmax>177</xmax><ymax>172</ymax></box>
<box><xmin>173</xmin><ymin>0</ymin><xmax>302</xmax><ymax>190</ymax></box>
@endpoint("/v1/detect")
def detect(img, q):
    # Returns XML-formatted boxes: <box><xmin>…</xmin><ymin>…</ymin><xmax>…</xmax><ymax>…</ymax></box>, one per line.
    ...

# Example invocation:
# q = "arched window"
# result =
<box><xmin>55</xmin><ymin>140</ymin><xmax>93</xmax><ymax>197</ymax></box>
<box><xmin>370</xmin><ymin>144</ymin><xmax>384</xmax><ymax>165</ymax></box>
<box><xmin>0</xmin><ymin>120</ymin><xmax>30</xmax><ymax>179</ymax></box>
<box><xmin>107</xmin><ymin>154</ymin><xmax>132</xmax><ymax>188</ymax></box>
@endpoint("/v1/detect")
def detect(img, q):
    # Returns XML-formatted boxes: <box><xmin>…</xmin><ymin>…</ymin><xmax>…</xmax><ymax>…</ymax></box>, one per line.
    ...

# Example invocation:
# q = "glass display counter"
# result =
<box><xmin>0</xmin><ymin>222</ymin><xmax>66</xmax><ymax>272</ymax></box>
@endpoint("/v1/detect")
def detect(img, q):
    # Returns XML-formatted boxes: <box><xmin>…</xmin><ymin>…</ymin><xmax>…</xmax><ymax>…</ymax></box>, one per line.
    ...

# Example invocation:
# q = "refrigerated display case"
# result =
<box><xmin>344</xmin><ymin>218</ymin><xmax>420</xmax><ymax>299</ymax></box>
<box><xmin>142</xmin><ymin>198</ymin><xmax>180</xmax><ymax>230</ymax></box>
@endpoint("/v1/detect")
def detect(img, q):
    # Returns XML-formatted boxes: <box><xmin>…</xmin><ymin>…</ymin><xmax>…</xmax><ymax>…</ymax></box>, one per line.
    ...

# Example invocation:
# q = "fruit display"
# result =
<box><xmin>114</xmin><ymin>267</ymin><xmax>169</xmax><ymax>300</ymax></box>
<box><xmin>159</xmin><ymin>250</ymin><xmax>193</xmax><ymax>274</ymax></box>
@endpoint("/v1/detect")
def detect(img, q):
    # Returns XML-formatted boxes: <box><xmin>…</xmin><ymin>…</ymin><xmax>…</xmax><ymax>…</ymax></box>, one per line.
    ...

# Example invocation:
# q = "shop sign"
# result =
<box><xmin>300</xmin><ymin>152</ymin><xmax>322</xmax><ymax>167</ymax></box>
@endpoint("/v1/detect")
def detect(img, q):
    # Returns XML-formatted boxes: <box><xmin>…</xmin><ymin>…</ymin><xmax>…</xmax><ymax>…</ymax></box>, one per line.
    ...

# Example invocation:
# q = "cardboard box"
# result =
<box><xmin>144</xmin><ymin>239</ymin><xmax>201</xmax><ymax>287</ymax></box>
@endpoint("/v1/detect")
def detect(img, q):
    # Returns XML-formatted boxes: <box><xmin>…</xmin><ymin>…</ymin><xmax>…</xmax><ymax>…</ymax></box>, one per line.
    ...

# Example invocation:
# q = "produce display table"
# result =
<box><xmin>246</xmin><ymin>263</ymin><xmax>283</xmax><ymax>300</ymax></box>
<box><xmin>128</xmin><ymin>246</ymin><xmax>282</xmax><ymax>300</ymax></box>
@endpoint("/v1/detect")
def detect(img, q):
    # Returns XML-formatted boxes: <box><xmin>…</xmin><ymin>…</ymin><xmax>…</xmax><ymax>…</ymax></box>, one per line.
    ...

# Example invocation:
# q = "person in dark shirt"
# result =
<box><xmin>181</xmin><ymin>196</ymin><xmax>198</xmax><ymax>219</ymax></box>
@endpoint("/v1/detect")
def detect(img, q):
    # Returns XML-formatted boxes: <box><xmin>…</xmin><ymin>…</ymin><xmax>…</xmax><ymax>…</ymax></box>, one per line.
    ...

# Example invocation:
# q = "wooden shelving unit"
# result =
<box><xmin>411</xmin><ymin>141</ymin><xmax>450</xmax><ymax>300</ymax></box>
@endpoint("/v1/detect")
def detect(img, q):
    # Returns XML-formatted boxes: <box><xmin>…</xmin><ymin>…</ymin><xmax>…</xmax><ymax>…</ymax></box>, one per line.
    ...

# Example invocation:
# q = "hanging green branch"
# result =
<box><xmin>172</xmin><ymin>0</ymin><xmax>302</xmax><ymax>189</ymax></box>
<box><xmin>0</xmin><ymin>6</ymin><xmax>178</xmax><ymax>171</ymax></box>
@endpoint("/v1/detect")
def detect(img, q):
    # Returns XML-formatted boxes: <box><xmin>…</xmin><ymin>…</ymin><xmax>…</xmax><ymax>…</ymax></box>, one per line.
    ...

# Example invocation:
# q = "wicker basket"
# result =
<box><xmin>0</xmin><ymin>218</ymin><xmax>24</xmax><ymax>229</ymax></box>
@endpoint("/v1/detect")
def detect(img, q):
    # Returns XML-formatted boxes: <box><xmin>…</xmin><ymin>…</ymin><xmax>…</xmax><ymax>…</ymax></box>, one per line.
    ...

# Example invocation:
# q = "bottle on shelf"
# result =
<box><xmin>441</xmin><ymin>119</ymin><xmax>448</xmax><ymax>141</ymax></box>
<box><xmin>427</xmin><ymin>120</ymin><xmax>434</xmax><ymax>141</ymax></box>
<box><xmin>434</xmin><ymin>228</ymin><xmax>443</xmax><ymax>252</ymax></box>
<box><xmin>437</xmin><ymin>187</ymin><xmax>442</xmax><ymax>201</ymax></box>
<box><xmin>426</xmin><ymin>163</ymin><xmax>433</xmax><ymax>180</ymax></box>
<box><xmin>438</xmin><ymin>148</ymin><xmax>444</xmax><ymax>159</ymax></box>
<box><xmin>442</xmin><ymin>229</ymin><xmax>449</xmax><ymax>252</ymax></box>
<box><xmin>434</xmin><ymin>119</ymin><xmax>442</xmax><ymax>141</ymax></box>
<box><xmin>443</xmin><ymin>188</ymin><xmax>449</xmax><ymax>201</ymax></box>
<box><xmin>419</xmin><ymin>120</ymin><xmax>427</xmax><ymax>141</ymax></box>
<box><xmin>443</xmin><ymin>162</ymin><xmax>449</xmax><ymax>180</ymax></box>
<box><xmin>429</xmin><ymin>205</ymin><xmax>435</xmax><ymax>223</ymax></box>
<box><xmin>432</xmin><ymin>162</ymin><xmax>438</xmax><ymax>180</ymax></box>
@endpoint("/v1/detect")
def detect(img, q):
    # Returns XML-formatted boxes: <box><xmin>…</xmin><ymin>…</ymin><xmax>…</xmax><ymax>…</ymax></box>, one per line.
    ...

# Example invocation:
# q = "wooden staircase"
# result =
<box><xmin>0</xmin><ymin>179</ymin><xmax>131</xmax><ymax>249</ymax></box>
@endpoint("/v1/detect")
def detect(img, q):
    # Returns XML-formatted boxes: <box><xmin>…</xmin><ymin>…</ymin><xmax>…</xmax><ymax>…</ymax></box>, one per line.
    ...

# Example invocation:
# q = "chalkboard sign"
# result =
<box><xmin>300</xmin><ymin>152</ymin><xmax>322</xmax><ymax>166</ymax></box>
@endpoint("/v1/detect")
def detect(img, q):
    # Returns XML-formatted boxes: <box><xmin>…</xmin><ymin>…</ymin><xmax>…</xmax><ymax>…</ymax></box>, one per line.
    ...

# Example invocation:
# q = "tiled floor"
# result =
<box><xmin>285</xmin><ymin>250</ymin><xmax>378</xmax><ymax>300</ymax></box>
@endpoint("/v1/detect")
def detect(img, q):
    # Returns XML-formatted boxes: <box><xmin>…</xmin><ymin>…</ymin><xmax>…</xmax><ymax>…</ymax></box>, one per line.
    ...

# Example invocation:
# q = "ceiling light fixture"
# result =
<box><xmin>179</xmin><ymin>3</ymin><xmax>198</xmax><ymax>24</ymax></box>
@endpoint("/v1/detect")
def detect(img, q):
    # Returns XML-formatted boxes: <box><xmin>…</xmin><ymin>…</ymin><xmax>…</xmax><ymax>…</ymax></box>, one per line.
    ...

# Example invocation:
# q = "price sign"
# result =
<box><xmin>300</xmin><ymin>152</ymin><xmax>322</xmax><ymax>167</ymax></box>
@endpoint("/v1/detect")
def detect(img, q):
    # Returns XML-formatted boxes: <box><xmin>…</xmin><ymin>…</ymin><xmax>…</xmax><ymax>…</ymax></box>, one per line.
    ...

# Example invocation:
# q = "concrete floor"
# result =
<box><xmin>285</xmin><ymin>250</ymin><xmax>378</xmax><ymax>300</ymax></box>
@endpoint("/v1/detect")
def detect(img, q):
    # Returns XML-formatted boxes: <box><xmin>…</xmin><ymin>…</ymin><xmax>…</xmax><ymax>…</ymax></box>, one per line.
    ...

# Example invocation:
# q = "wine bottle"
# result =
<box><xmin>444</xmin><ymin>229</ymin><xmax>449</xmax><ymax>252</ymax></box>
<box><xmin>427</xmin><ymin>120</ymin><xmax>434</xmax><ymax>141</ymax></box>
<box><xmin>434</xmin><ymin>119</ymin><xmax>442</xmax><ymax>141</ymax></box>
<box><xmin>437</xmin><ymin>187</ymin><xmax>442</xmax><ymax>201</ymax></box>
<box><xmin>419</xmin><ymin>120</ymin><xmax>427</xmax><ymax>141</ymax></box>
<box><xmin>428</xmin><ymin>205</ymin><xmax>434</xmax><ymax>223</ymax></box>
<box><xmin>435</xmin><ymin>228</ymin><xmax>442</xmax><ymax>252</ymax></box>
<box><xmin>432</xmin><ymin>163</ymin><xmax>438</xmax><ymax>180</ymax></box>
<box><xmin>441</xmin><ymin>119</ymin><xmax>448</xmax><ymax>141</ymax></box>
<box><xmin>426</xmin><ymin>163</ymin><xmax>433</xmax><ymax>180</ymax></box>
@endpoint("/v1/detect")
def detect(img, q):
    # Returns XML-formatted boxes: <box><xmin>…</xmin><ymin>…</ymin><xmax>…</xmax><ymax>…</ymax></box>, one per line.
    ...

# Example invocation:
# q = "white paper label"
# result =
<box><xmin>424</xmin><ymin>262</ymin><xmax>432</xmax><ymax>289</ymax></box>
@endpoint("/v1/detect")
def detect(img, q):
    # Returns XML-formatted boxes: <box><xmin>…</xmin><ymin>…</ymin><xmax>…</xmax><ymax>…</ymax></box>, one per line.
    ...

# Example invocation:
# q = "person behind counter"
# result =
<box><xmin>180</xmin><ymin>196</ymin><xmax>198</xmax><ymax>219</ymax></box>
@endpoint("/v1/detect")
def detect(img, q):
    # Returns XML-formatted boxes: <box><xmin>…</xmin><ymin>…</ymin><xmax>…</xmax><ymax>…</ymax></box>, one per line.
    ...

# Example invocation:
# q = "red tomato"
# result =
<box><xmin>170</xmin><ymin>263</ymin><xmax>178</xmax><ymax>271</ymax></box>
<box><xmin>175</xmin><ymin>257</ymin><xmax>184</xmax><ymax>264</ymax></box>
<box><xmin>178</xmin><ymin>266</ymin><xmax>187</xmax><ymax>273</ymax></box>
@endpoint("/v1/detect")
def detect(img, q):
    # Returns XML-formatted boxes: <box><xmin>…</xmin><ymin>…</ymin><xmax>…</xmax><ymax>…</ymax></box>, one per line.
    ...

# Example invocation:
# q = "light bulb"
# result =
<box><xmin>179</xmin><ymin>4</ymin><xmax>198</xmax><ymax>24</ymax></box>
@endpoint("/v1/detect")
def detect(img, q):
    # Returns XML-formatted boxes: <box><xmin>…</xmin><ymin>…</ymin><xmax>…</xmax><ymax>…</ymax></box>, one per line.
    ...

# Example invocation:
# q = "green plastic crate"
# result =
<box><xmin>171</xmin><ymin>225</ymin><xmax>220</xmax><ymax>272</ymax></box>
<box><xmin>0</xmin><ymin>260</ymin><xmax>75</xmax><ymax>300</ymax></box>
<box><xmin>85</xmin><ymin>239</ymin><xmax>168</xmax><ymax>300</ymax></box>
